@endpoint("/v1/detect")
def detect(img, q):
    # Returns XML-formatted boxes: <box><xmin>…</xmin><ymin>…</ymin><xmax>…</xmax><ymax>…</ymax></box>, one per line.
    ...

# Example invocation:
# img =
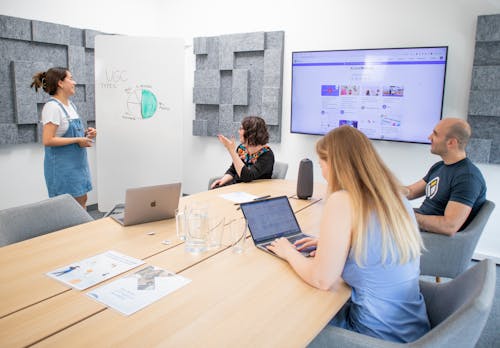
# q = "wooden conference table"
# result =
<box><xmin>0</xmin><ymin>179</ymin><xmax>351</xmax><ymax>347</ymax></box>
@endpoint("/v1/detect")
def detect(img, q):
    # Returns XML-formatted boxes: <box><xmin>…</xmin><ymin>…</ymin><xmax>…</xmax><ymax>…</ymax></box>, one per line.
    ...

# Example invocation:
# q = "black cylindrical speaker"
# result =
<box><xmin>297</xmin><ymin>158</ymin><xmax>313</xmax><ymax>199</ymax></box>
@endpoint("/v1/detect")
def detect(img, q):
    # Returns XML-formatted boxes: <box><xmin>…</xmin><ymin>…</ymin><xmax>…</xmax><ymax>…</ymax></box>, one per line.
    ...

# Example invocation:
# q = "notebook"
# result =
<box><xmin>239</xmin><ymin>195</ymin><xmax>315</xmax><ymax>258</ymax></box>
<box><xmin>110</xmin><ymin>183</ymin><xmax>181</xmax><ymax>226</ymax></box>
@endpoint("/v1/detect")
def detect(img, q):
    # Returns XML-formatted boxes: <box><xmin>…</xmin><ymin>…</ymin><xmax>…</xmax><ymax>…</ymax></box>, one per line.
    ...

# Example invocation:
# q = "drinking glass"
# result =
<box><xmin>175</xmin><ymin>208</ymin><xmax>187</xmax><ymax>241</ymax></box>
<box><xmin>184</xmin><ymin>203</ymin><xmax>209</xmax><ymax>253</ymax></box>
<box><xmin>230</xmin><ymin>219</ymin><xmax>247</xmax><ymax>254</ymax></box>
<box><xmin>207</xmin><ymin>217</ymin><xmax>225</xmax><ymax>249</ymax></box>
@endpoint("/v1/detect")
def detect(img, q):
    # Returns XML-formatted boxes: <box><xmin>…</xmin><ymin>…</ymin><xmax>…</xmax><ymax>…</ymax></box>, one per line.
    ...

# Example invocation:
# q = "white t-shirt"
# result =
<box><xmin>41</xmin><ymin>101</ymin><xmax>80</xmax><ymax>137</ymax></box>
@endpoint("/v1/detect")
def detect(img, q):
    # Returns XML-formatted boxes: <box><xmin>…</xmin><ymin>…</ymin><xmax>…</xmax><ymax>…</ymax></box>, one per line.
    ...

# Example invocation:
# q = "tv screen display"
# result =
<box><xmin>290</xmin><ymin>46</ymin><xmax>448</xmax><ymax>144</ymax></box>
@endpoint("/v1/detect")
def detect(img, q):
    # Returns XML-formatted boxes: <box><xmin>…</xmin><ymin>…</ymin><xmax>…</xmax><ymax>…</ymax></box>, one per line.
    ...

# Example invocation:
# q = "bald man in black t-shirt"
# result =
<box><xmin>405</xmin><ymin>118</ymin><xmax>486</xmax><ymax>236</ymax></box>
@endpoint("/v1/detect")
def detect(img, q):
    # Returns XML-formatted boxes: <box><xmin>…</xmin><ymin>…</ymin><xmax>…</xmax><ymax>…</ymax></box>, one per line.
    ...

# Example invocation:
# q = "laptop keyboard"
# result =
<box><xmin>261</xmin><ymin>234</ymin><xmax>304</xmax><ymax>249</ymax></box>
<box><xmin>260</xmin><ymin>234</ymin><xmax>314</xmax><ymax>257</ymax></box>
<box><xmin>288</xmin><ymin>235</ymin><xmax>305</xmax><ymax>244</ymax></box>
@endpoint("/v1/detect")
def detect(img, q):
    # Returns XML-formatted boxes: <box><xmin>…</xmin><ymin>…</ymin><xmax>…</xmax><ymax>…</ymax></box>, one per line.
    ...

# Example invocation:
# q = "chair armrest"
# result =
<box><xmin>308</xmin><ymin>326</ymin><xmax>401</xmax><ymax>348</ymax></box>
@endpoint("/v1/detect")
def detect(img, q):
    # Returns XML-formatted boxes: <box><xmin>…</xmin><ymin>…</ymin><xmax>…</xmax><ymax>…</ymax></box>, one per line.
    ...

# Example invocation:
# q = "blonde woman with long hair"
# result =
<box><xmin>268</xmin><ymin>126</ymin><xmax>429</xmax><ymax>343</ymax></box>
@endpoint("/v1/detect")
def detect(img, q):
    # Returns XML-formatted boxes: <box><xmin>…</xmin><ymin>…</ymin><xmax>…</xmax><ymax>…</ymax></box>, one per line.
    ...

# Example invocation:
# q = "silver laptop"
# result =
<box><xmin>110</xmin><ymin>183</ymin><xmax>181</xmax><ymax>226</ymax></box>
<box><xmin>239</xmin><ymin>196</ymin><xmax>315</xmax><ymax>258</ymax></box>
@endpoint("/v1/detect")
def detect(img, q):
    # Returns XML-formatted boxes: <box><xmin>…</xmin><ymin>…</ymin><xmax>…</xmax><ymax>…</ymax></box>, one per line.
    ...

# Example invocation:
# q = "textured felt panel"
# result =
<box><xmin>467</xmin><ymin>138</ymin><xmax>492</xmax><ymax>164</ymax></box>
<box><xmin>69</xmin><ymin>27</ymin><xmax>84</xmax><ymax>46</ymax></box>
<box><xmin>193</xmin><ymin>31</ymin><xmax>284</xmax><ymax>142</ymax></box>
<box><xmin>193</xmin><ymin>119</ymin><xmax>208</xmax><ymax>136</ymax></box>
<box><xmin>193</xmin><ymin>37</ymin><xmax>208</xmax><ymax>55</ymax></box>
<box><xmin>0</xmin><ymin>14</ymin><xmax>107</xmax><ymax>144</ymax></box>
<box><xmin>473</xmin><ymin>41</ymin><xmax>500</xmax><ymax>66</ymax></box>
<box><xmin>471</xmin><ymin>66</ymin><xmax>500</xmax><ymax>90</ymax></box>
<box><xmin>0</xmin><ymin>15</ymin><xmax>31</xmax><ymax>41</ymax></box>
<box><xmin>469</xmin><ymin>90</ymin><xmax>500</xmax><ymax>117</ymax></box>
<box><xmin>32</xmin><ymin>20</ymin><xmax>70</xmax><ymax>45</ymax></box>
<box><xmin>12</xmin><ymin>60</ymin><xmax>47</xmax><ymax>124</ymax></box>
<box><xmin>468</xmin><ymin>14</ymin><xmax>500</xmax><ymax>164</ymax></box>
<box><xmin>16</xmin><ymin>124</ymin><xmax>40</xmax><ymax>143</ymax></box>
<box><xmin>0</xmin><ymin>59</ymin><xmax>14</xmax><ymax>124</ymax></box>
<box><xmin>232</xmin><ymin>69</ymin><xmax>248</xmax><ymax>106</ymax></box>
<box><xmin>476</xmin><ymin>14</ymin><xmax>500</xmax><ymax>42</ymax></box>
<box><xmin>0</xmin><ymin>124</ymin><xmax>19</xmax><ymax>145</ymax></box>
<box><xmin>219</xmin><ymin>104</ymin><xmax>234</xmax><ymax>125</ymax></box>
<box><xmin>468</xmin><ymin>115</ymin><xmax>500</xmax><ymax>165</ymax></box>
<box><xmin>85</xmin><ymin>84</ymin><xmax>96</xmax><ymax>121</ymax></box>
<box><xmin>261</xmin><ymin>87</ymin><xmax>281</xmax><ymax>126</ymax></box>
<box><xmin>84</xmin><ymin>29</ymin><xmax>102</xmax><ymax>49</ymax></box>
<box><xmin>68</xmin><ymin>45</ymin><xmax>86</xmax><ymax>83</ymax></box>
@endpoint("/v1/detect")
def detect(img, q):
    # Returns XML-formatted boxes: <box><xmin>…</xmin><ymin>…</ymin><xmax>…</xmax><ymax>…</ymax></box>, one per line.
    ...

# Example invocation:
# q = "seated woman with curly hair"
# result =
<box><xmin>211</xmin><ymin>116</ymin><xmax>274</xmax><ymax>189</ymax></box>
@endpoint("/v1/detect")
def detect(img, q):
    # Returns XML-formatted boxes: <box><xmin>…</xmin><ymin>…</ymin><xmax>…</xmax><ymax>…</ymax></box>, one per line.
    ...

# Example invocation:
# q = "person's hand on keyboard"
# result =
<box><xmin>294</xmin><ymin>237</ymin><xmax>318</xmax><ymax>257</ymax></box>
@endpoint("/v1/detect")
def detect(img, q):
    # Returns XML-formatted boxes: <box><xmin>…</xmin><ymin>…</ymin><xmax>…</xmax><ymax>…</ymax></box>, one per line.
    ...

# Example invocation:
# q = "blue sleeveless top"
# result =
<box><xmin>333</xmin><ymin>201</ymin><xmax>430</xmax><ymax>343</ymax></box>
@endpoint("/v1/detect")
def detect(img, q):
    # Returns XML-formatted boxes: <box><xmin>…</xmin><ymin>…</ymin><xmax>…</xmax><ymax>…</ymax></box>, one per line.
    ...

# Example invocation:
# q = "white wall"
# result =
<box><xmin>1</xmin><ymin>0</ymin><xmax>499</xmax><ymax>261</ymax></box>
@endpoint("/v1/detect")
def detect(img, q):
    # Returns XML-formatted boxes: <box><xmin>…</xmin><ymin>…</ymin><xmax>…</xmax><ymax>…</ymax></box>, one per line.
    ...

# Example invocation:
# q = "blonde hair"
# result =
<box><xmin>316</xmin><ymin>126</ymin><xmax>423</xmax><ymax>265</ymax></box>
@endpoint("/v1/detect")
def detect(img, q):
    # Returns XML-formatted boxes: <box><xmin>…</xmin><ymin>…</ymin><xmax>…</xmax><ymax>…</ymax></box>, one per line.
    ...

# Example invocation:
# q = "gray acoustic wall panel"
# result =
<box><xmin>0</xmin><ymin>15</ymin><xmax>31</xmax><ymax>41</ymax></box>
<box><xmin>32</xmin><ymin>20</ymin><xmax>70</xmax><ymax>45</ymax></box>
<box><xmin>193</xmin><ymin>37</ymin><xmax>208</xmax><ymax>55</ymax></box>
<box><xmin>84</xmin><ymin>29</ymin><xmax>101</xmax><ymax>49</ymax></box>
<box><xmin>68</xmin><ymin>46</ymin><xmax>86</xmax><ymax>83</ymax></box>
<box><xmin>232</xmin><ymin>69</ymin><xmax>248</xmax><ymax>106</ymax></box>
<box><xmin>0</xmin><ymin>14</ymin><xmax>107</xmax><ymax>144</ymax></box>
<box><xmin>0</xmin><ymin>124</ymin><xmax>18</xmax><ymax>145</ymax></box>
<box><xmin>193</xmin><ymin>31</ymin><xmax>284</xmax><ymax>142</ymax></box>
<box><xmin>476</xmin><ymin>15</ymin><xmax>500</xmax><ymax>41</ymax></box>
<box><xmin>69</xmin><ymin>28</ymin><xmax>84</xmax><ymax>46</ymax></box>
<box><xmin>12</xmin><ymin>60</ymin><xmax>47</xmax><ymax>125</ymax></box>
<box><xmin>467</xmin><ymin>14</ymin><xmax>500</xmax><ymax>164</ymax></box>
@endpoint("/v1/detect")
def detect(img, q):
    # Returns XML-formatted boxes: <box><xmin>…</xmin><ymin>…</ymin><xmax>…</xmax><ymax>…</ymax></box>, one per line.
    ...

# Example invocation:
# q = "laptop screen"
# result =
<box><xmin>240</xmin><ymin>196</ymin><xmax>302</xmax><ymax>243</ymax></box>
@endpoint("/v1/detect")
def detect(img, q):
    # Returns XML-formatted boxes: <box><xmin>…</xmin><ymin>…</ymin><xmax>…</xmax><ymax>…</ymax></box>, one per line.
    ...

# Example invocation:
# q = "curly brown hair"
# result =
<box><xmin>241</xmin><ymin>116</ymin><xmax>269</xmax><ymax>146</ymax></box>
<box><xmin>30</xmin><ymin>67</ymin><xmax>68</xmax><ymax>95</ymax></box>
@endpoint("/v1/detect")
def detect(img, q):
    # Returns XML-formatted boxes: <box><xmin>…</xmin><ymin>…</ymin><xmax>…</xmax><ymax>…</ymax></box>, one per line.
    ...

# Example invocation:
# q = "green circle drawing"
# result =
<box><xmin>141</xmin><ymin>89</ymin><xmax>158</xmax><ymax>119</ymax></box>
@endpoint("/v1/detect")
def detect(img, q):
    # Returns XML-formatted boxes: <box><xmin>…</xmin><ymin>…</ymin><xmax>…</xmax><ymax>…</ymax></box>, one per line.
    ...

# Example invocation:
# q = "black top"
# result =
<box><xmin>225</xmin><ymin>144</ymin><xmax>275</xmax><ymax>184</ymax></box>
<box><xmin>416</xmin><ymin>158</ymin><xmax>487</xmax><ymax>230</ymax></box>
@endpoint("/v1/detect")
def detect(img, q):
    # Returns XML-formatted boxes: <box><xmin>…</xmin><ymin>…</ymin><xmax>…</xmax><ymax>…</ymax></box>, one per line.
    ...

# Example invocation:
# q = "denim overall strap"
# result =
<box><xmin>44</xmin><ymin>98</ymin><xmax>92</xmax><ymax>197</ymax></box>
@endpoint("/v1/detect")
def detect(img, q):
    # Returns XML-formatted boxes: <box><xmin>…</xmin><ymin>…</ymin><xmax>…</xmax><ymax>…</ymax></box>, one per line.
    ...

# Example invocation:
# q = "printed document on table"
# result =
<box><xmin>219</xmin><ymin>191</ymin><xmax>258</xmax><ymax>203</ymax></box>
<box><xmin>87</xmin><ymin>265</ymin><xmax>191</xmax><ymax>316</ymax></box>
<box><xmin>46</xmin><ymin>250</ymin><xmax>145</xmax><ymax>290</ymax></box>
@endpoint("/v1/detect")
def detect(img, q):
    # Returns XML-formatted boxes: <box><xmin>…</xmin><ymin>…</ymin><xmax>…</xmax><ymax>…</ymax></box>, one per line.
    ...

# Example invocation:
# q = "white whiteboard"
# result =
<box><xmin>95</xmin><ymin>35</ymin><xmax>184</xmax><ymax>211</ymax></box>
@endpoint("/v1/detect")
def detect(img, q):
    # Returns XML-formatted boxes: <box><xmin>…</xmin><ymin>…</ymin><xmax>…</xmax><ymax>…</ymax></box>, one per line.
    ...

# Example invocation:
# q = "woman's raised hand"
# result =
<box><xmin>217</xmin><ymin>134</ymin><xmax>236</xmax><ymax>151</ymax></box>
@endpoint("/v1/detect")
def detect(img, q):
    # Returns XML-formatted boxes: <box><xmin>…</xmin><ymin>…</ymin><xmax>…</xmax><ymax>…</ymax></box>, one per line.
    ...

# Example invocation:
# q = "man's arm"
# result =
<box><xmin>405</xmin><ymin>179</ymin><xmax>426</xmax><ymax>200</ymax></box>
<box><xmin>415</xmin><ymin>201</ymin><xmax>472</xmax><ymax>236</ymax></box>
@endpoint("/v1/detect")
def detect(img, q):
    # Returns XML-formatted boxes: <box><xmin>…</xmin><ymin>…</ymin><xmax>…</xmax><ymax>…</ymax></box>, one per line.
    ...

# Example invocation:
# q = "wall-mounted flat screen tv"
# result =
<box><xmin>291</xmin><ymin>46</ymin><xmax>448</xmax><ymax>144</ymax></box>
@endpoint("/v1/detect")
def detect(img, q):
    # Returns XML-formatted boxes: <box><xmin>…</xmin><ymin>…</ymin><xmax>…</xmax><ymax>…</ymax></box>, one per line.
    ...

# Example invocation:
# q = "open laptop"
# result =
<box><xmin>109</xmin><ymin>182</ymin><xmax>181</xmax><ymax>226</ymax></box>
<box><xmin>239</xmin><ymin>195</ymin><xmax>315</xmax><ymax>258</ymax></box>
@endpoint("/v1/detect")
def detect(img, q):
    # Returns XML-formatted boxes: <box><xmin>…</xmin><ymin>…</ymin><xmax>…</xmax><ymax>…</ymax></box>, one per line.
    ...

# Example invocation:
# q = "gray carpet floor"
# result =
<box><xmin>87</xmin><ymin>207</ymin><xmax>499</xmax><ymax>346</ymax></box>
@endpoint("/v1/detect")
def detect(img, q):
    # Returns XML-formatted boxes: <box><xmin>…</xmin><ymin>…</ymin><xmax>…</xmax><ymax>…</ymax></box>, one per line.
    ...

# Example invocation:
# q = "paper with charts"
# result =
<box><xmin>46</xmin><ymin>250</ymin><xmax>145</xmax><ymax>290</ymax></box>
<box><xmin>87</xmin><ymin>265</ymin><xmax>191</xmax><ymax>316</ymax></box>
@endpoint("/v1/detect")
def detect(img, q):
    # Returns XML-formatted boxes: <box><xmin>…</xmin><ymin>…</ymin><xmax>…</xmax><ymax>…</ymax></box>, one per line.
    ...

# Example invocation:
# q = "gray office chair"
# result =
<box><xmin>308</xmin><ymin>259</ymin><xmax>496</xmax><ymax>348</ymax></box>
<box><xmin>420</xmin><ymin>199</ymin><xmax>495</xmax><ymax>279</ymax></box>
<box><xmin>0</xmin><ymin>194</ymin><xmax>94</xmax><ymax>247</ymax></box>
<box><xmin>271</xmin><ymin>161</ymin><xmax>289</xmax><ymax>179</ymax></box>
<box><xmin>208</xmin><ymin>161</ymin><xmax>289</xmax><ymax>189</ymax></box>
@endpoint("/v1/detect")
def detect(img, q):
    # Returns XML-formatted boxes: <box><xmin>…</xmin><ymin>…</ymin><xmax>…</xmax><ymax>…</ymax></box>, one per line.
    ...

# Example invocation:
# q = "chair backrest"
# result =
<box><xmin>0</xmin><ymin>194</ymin><xmax>94</xmax><ymax>247</ymax></box>
<box><xmin>208</xmin><ymin>176</ymin><xmax>219</xmax><ymax>190</ymax></box>
<box><xmin>271</xmin><ymin>161</ymin><xmax>288</xmax><ymax>179</ymax></box>
<box><xmin>420</xmin><ymin>199</ymin><xmax>495</xmax><ymax>278</ymax></box>
<box><xmin>412</xmin><ymin>259</ymin><xmax>496</xmax><ymax>347</ymax></box>
<box><xmin>307</xmin><ymin>259</ymin><xmax>496</xmax><ymax>348</ymax></box>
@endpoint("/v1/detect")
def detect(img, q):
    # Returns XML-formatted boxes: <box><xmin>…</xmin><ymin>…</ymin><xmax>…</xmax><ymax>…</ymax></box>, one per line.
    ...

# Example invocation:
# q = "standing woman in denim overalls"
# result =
<box><xmin>31</xmin><ymin>67</ymin><xmax>96</xmax><ymax>209</ymax></box>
